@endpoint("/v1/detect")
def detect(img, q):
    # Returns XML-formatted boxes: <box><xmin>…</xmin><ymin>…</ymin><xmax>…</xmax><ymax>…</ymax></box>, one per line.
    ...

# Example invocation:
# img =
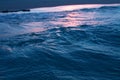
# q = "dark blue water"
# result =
<box><xmin>0</xmin><ymin>4</ymin><xmax>120</xmax><ymax>80</ymax></box>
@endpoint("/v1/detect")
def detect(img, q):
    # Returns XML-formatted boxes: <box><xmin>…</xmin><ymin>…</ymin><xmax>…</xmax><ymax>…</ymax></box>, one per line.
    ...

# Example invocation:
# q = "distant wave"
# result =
<box><xmin>80</xmin><ymin>5</ymin><xmax>120</xmax><ymax>12</ymax></box>
<box><xmin>30</xmin><ymin>4</ymin><xmax>120</xmax><ymax>13</ymax></box>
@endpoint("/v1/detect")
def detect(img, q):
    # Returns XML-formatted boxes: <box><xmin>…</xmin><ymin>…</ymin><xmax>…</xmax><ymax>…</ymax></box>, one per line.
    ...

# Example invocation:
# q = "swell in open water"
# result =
<box><xmin>0</xmin><ymin>4</ymin><xmax>120</xmax><ymax>80</ymax></box>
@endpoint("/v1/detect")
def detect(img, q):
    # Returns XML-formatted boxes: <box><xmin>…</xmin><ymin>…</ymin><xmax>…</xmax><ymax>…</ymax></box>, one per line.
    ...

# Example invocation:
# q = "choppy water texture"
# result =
<box><xmin>0</xmin><ymin>4</ymin><xmax>120</xmax><ymax>80</ymax></box>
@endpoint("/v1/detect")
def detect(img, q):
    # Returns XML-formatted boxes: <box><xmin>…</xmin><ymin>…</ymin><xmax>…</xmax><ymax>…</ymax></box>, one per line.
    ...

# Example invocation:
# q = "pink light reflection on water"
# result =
<box><xmin>21</xmin><ymin>22</ymin><xmax>47</xmax><ymax>33</ymax></box>
<box><xmin>22</xmin><ymin>5</ymin><xmax>111</xmax><ymax>33</ymax></box>
<box><xmin>50</xmin><ymin>11</ymin><xmax>99</xmax><ymax>27</ymax></box>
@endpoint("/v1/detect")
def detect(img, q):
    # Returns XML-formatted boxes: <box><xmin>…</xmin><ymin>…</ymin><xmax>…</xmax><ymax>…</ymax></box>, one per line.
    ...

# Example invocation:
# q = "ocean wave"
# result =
<box><xmin>80</xmin><ymin>6</ymin><xmax>120</xmax><ymax>12</ymax></box>
<box><xmin>0</xmin><ymin>4</ymin><xmax>120</xmax><ymax>80</ymax></box>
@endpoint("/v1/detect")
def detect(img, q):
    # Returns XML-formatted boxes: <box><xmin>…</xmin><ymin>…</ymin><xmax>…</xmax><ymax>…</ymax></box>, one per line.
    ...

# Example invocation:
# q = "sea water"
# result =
<box><xmin>0</xmin><ymin>4</ymin><xmax>120</xmax><ymax>80</ymax></box>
